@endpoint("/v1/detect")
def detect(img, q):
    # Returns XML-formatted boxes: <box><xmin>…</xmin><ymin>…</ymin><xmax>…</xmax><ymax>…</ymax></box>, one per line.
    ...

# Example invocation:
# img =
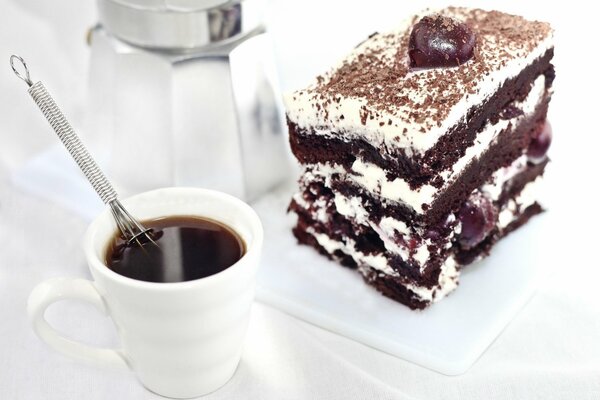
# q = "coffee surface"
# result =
<box><xmin>105</xmin><ymin>216</ymin><xmax>245</xmax><ymax>283</ymax></box>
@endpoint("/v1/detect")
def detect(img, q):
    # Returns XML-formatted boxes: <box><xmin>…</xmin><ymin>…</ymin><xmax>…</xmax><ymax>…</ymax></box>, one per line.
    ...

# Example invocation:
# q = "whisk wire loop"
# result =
<box><xmin>10</xmin><ymin>55</ymin><xmax>33</xmax><ymax>87</ymax></box>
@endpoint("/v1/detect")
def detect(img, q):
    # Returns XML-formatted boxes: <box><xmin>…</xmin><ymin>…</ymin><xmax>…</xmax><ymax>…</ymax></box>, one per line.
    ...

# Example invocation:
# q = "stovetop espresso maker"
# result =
<box><xmin>88</xmin><ymin>0</ymin><xmax>290</xmax><ymax>201</ymax></box>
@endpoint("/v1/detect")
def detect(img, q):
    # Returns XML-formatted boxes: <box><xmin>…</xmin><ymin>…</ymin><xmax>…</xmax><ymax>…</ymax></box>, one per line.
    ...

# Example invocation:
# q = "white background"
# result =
<box><xmin>1</xmin><ymin>0</ymin><xmax>599</xmax><ymax>399</ymax></box>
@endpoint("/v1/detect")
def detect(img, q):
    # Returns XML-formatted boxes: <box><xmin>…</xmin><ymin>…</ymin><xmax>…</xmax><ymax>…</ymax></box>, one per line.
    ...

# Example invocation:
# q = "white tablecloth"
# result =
<box><xmin>1</xmin><ymin>1</ymin><xmax>599</xmax><ymax>399</ymax></box>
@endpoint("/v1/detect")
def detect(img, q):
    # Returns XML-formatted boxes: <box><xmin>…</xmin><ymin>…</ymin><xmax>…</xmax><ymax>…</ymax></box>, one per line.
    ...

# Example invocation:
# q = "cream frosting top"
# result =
<box><xmin>284</xmin><ymin>7</ymin><xmax>553</xmax><ymax>157</ymax></box>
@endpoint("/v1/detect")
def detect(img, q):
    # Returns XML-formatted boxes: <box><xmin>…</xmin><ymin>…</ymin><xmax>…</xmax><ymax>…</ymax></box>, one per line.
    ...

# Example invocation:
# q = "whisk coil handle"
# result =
<box><xmin>27</xmin><ymin>80</ymin><xmax>118</xmax><ymax>205</ymax></box>
<box><xmin>11</xmin><ymin>55</ymin><xmax>156</xmax><ymax>245</ymax></box>
<box><xmin>10</xmin><ymin>54</ymin><xmax>117</xmax><ymax>205</ymax></box>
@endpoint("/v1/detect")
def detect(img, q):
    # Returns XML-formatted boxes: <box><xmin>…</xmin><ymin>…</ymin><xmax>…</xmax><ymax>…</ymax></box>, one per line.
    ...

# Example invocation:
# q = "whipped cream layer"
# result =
<box><xmin>306</xmin><ymin>227</ymin><xmax>459</xmax><ymax>304</ymax></box>
<box><xmin>293</xmin><ymin>172</ymin><xmax>452</xmax><ymax>271</ymax></box>
<box><xmin>295</xmin><ymin>173</ymin><xmax>543</xmax><ymax>303</ymax></box>
<box><xmin>498</xmin><ymin>177</ymin><xmax>542</xmax><ymax>229</ymax></box>
<box><xmin>332</xmin><ymin>192</ymin><xmax>453</xmax><ymax>271</ymax></box>
<box><xmin>284</xmin><ymin>8</ymin><xmax>553</xmax><ymax>157</ymax></box>
<box><xmin>295</xmin><ymin>149</ymin><xmax>543</xmax><ymax>271</ymax></box>
<box><xmin>308</xmin><ymin>74</ymin><xmax>546</xmax><ymax>214</ymax></box>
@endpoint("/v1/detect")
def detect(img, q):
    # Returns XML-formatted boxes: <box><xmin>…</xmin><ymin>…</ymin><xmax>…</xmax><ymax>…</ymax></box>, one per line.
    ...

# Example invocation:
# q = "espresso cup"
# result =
<box><xmin>27</xmin><ymin>187</ymin><xmax>263</xmax><ymax>398</ymax></box>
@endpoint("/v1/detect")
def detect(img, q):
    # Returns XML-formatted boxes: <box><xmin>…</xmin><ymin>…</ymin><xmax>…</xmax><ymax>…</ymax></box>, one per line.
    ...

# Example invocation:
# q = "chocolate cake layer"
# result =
<box><xmin>360</xmin><ymin>268</ymin><xmax>431</xmax><ymax>310</ymax></box>
<box><xmin>291</xmin><ymin>207</ymin><xmax>457</xmax><ymax>297</ymax></box>
<box><xmin>289</xmin><ymin>57</ymin><xmax>554</xmax><ymax>187</ymax></box>
<box><xmin>321</xmin><ymin>156</ymin><xmax>549</xmax><ymax>232</ymax></box>
<box><xmin>290</xmin><ymin>156</ymin><xmax>548</xmax><ymax>300</ymax></box>
<box><xmin>362</xmin><ymin>201</ymin><xmax>543</xmax><ymax>310</ymax></box>
<box><xmin>285</xmin><ymin>8</ymin><xmax>554</xmax><ymax>181</ymax></box>
<box><xmin>289</xmin><ymin>195</ymin><xmax>450</xmax><ymax>287</ymax></box>
<box><xmin>304</xmin><ymin>91</ymin><xmax>550</xmax><ymax>226</ymax></box>
<box><xmin>413</xmin><ymin>97</ymin><xmax>548</xmax><ymax>224</ymax></box>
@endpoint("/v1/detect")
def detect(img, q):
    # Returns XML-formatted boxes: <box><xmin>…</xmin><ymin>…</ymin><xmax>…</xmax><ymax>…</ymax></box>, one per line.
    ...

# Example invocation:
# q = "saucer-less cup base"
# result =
<box><xmin>27</xmin><ymin>188</ymin><xmax>264</xmax><ymax>398</ymax></box>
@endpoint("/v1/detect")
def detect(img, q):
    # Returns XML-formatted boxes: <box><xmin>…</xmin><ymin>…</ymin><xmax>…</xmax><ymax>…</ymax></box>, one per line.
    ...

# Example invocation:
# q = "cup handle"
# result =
<box><xmin>28</xmin><ymin>278</ymin><xmax>129</xmax><ymax>370</ymax></box>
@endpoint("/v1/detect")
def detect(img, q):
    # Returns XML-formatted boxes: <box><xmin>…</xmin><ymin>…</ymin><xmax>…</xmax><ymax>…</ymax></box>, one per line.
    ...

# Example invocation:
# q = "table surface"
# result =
<box><xmin>1</xmin><ymin>1</ymin><xmax>599</xmax><ymax>399</ymax></box>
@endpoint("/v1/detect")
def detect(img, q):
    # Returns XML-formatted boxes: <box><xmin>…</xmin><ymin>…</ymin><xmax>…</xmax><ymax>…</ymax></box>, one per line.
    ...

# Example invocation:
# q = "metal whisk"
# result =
<box><xmin>10</xmin><ymin>55</ymin><xmax>156</xmax><ymax>247</ymax></box>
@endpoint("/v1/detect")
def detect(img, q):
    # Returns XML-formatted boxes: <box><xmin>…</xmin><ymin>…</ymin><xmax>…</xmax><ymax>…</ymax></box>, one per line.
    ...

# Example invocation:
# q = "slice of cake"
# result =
<box><xmin>285</xmin><ymin>7</ymin><xmax>554</xmax><ymax>309</ymax></box>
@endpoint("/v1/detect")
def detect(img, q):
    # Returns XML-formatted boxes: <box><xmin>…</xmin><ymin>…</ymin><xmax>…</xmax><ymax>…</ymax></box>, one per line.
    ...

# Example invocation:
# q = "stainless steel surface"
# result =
<box><xmin>11</xmin><ymin>55</ymin><xmax>153</xmax><ymax>246</ymax></box>
<box><xmin>97</xmin><ymin>0</ymin><xmax>265</xmax><ymax>49</ymax></box>
<box><xmin>88</xmin><ymin>25</ymin><xmax>290</xmax><ymax>201</ymax></box>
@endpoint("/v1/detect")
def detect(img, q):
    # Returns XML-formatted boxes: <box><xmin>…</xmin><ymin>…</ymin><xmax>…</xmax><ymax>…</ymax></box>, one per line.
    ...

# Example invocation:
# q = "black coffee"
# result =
<box><xmin>105</xmin><ymin>216</ymin><xmax>245</xmax><ymax>283</ymax></box>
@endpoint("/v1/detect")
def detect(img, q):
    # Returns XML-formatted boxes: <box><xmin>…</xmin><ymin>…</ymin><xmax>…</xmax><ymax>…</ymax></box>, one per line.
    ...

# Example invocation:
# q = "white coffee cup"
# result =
<box><xmin>27</xmin><ymin>187</ymin><xmax>263</xmax><ymax>398</ymax></box>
